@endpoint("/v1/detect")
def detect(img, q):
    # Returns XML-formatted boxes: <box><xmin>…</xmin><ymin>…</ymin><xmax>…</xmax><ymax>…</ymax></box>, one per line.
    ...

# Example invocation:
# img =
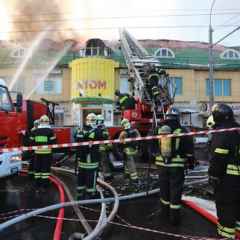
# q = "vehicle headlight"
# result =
<box><xmin>10</xmin><ymin>154</ymin><xmax>22</xmax><ymax>162</ymax></box>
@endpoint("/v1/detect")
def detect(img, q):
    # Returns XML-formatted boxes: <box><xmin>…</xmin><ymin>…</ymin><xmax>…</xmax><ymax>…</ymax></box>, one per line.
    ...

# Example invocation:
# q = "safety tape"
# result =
<box><xmin>0</xmin><ymin>127</ymin><xmax>239</xmax><ymax>153</ymax></box>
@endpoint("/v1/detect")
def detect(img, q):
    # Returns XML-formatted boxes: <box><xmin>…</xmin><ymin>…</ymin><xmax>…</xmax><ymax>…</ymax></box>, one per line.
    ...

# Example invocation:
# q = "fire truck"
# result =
<box><xmin>0</xmin><ymin>79</ymin><xmax>71</xmax><ymax>177</ymax></box>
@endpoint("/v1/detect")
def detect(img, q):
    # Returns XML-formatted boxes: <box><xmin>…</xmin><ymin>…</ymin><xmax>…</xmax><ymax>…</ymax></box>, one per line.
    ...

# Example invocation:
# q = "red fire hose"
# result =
<box><xmin>21</xmin><ymin>170</ymin><xmax>65</xmax><ymax>240</ymax></box>
<box><xmin>49</xmin><ymin>175</ymin><xmax>65</xmax><ymax>240</ymax></box>
<box><xmin>183</xmin><ymin>199</ymin><xmax>218</xmax><ymax>225</ymax></box>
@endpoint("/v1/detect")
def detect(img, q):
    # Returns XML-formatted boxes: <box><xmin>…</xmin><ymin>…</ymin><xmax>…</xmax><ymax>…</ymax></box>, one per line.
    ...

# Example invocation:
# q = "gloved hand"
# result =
<box><xmin>209</xmin><ymin>175</ymin><xmax>221</xmax><ymax>188</ymax></box>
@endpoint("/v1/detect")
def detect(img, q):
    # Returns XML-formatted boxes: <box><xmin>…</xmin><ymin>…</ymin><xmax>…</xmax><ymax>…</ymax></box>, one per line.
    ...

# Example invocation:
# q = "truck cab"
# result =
<box><xmin>0</xmin><ymin>80</ymin><xmax>22</xmax><ymax>177</ymax></box>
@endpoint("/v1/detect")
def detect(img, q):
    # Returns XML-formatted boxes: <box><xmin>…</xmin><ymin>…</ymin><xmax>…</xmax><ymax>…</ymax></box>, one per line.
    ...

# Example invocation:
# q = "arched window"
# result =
<box><xmin>11</xmin><ymin>47</ymin><xmax>26</xmax><ymax>58</ymax></box>
<box><xmin>220</xmin><ymin>49</ymin><xmax>240</xmax><ymax>60</ymax></box>
<box><xmin>154</xmin><ymin>48</ymin><xmax>175</xmax><ymax>58</ymax></box>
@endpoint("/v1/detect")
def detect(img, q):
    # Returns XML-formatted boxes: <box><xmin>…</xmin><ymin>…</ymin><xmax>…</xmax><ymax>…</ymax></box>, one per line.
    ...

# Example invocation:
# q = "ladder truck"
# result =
<box><xmin>118</xmin><ymin>29</ymin><xmax>175</xmax><ymax>132</ymax></box>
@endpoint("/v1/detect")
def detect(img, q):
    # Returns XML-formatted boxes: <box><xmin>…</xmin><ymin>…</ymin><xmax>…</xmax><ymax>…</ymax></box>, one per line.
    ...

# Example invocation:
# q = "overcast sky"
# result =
<box><xmin>1</xmin><ymin>0</ymin><xmax>240</xmax><ymax>46</ymax></box>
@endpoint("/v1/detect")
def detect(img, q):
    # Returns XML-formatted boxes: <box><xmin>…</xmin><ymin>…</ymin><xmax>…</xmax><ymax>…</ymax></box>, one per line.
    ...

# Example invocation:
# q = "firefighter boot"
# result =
<box><xmin>170</xmin><ymin>209</ymin><xmax>181</xmax><ymax>226</ymax></box>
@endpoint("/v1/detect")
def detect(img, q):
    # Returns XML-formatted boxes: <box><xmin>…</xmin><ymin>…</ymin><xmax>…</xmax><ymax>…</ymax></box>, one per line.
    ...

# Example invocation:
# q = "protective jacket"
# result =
<box><xmin>155</xmin><ymin>120</ymin><xmax>194</xmax><ymax>167</ymax></box>
<box><xmin>209</xmin><ymin>121</ymin><xmax>240</xmax><ymax>239</ymax></box>
<box><xmin>30</xmin><ymin>124</ymin><xmax>56</xmax><ymax>184</ymax></box>
<box><xmin>118</xmin><ymin>94</ymin><xmax>135</xmax><ymax>110</ymax></box>
<box><xmin>74</xmin><ymin>125</ymin><xmax>100</xmax><ymax>199</ymax></box>
<box><xmin>155</xmin><ymin>119</ymin><xmax>194</xmax><ymax>225</ymax></box>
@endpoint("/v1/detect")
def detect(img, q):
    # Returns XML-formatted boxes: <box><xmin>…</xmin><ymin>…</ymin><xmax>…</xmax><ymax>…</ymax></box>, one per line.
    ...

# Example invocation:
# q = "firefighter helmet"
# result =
<box><xmin>211</xmin><ymin>103</ymin><xmax>233</xmax><ymax>124</ymax></box>
<box><xmin>86</xmin><ymin>113</ymin><xmax>97</xmax><ymax>127</ymax></box>
<box><xmin>121</xmin><ymin>118</ymin><xmax>131</xmax><ymax>130</ymax></box>
<box><xmin>96</xmin><ymin>114</ymin><xmax>104</xmax><ymax>126</ymax></box>
<box><xmin>40</xmin><ymin>115</ymin><xmax>50</xmax><ymax>124</ymax></box>
<box><xmin>166</xmin><ymin>106</ymin><xmax>180</xmax><ymax>121</ymax></box>
<box><xmin>206</xmin><ymin>115</ymin><xmax>215</xmax><ymax>129</ymax></box>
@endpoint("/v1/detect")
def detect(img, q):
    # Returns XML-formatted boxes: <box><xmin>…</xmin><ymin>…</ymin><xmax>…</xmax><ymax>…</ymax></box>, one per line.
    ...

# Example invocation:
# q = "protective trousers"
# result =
<box><xmin>158</xmin><ymin>166</ymin><xmax>184</xmax><ymax>225</ymax></box>
<box><xmin>215</xmin><ymin>177</ymin><xmax>240</xmax><ymax>239</ymax></box>
<box><xmin>28</xmin><ymin>154</ymin><xmax>35</xmax><ymax>180</ymax></box>
<box><xmin>77</xmin><ymin>154</ymin><xmax>99</xmax><ymax>200</ymax></box>
<box><xmin>33</xmin><ymin>154</ymin><xmax>52</xmax><ymax>186</ymax></box>
<box><xmin>125</xmin><ymin>155</ymin><xmax>138</xmax><ymax>181</ymax></box>
<box><xmin>99</xmin><ymin>149</ymin><xmax>112</xmax><ymax>179</ymax></box>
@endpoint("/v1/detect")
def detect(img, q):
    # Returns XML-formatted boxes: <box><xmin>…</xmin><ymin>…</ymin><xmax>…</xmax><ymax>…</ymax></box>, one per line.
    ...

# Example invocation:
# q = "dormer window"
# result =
<box><xmin>221</xmin><ymin>49</ymin><xmax>240</xmax><ymax>60</ymax></box>
<box><xmin>154</xmin><ymin>48</ymin><xmax>175</xmax><ymax>58</ymax></box>
<box><xmin>11</xmin><ymin>47</ymin><xmax>26</xmax><ymax>58</ymax></box>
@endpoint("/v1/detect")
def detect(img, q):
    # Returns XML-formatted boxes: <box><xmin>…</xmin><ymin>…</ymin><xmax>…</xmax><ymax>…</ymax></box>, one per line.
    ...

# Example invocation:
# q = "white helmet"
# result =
<box><xmin>96</xmin><ymin>114</ymin><xmax>104</xmax><ymax>126</ymax></box>
<box><xmin>86</xmin><ymin>113</ymin><xmax>97</xmax><ymax>127</ymax></box>
<box><xmin>40</xmin><ymin>115</ymin><xmax>50</xmax><ymax>124</ymax></box>
<box><xmin>121</xmin><ymin>118</ymin><xmax>131</xmax><ymax>130</ymax></box>
<box><xmin>206</xmin><ymin>115</ymin><xmax>215</xmax><ymax>129</ymax></box>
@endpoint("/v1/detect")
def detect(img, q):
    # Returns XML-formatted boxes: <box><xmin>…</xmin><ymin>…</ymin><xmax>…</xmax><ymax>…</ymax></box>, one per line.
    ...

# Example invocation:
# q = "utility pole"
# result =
<box><xmin>208</xmin><ymin>25</ymin><xmax>214</xmax><ymax>111</ymax></box>
<box><xmin>208</xmin><ymin>0</ymin><xmax>216</xmax><ymax>112</ymax></box>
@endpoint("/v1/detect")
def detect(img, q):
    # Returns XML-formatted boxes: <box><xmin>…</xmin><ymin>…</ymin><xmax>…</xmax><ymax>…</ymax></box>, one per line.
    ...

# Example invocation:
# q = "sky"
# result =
<box><xmin>1</xmin><ymin>0</ymin><xmax>240</xmax><ymax>46</ymax></box>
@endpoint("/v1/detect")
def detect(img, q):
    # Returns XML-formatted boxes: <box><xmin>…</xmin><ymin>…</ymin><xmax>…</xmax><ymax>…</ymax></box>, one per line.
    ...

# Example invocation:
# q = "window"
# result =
<box><xmin>119</xmin><ymin>69</ymin><xmax>129</xmax><ymax>93</ymax></box>
<box><xmin>11</xmin><ymin>47</ymin><xmax>26</xmax><ymax>58</ymax></box>
<box><xmin>0</xmin><ymin>85</ymin><xmax>13</xmax><ymax>112</ymax></box>
<box><xmin>170</xmin><ymin>77</ymin><xmax>183</xmax><ymax>96</ymax></box>
<box><xmin>206</xmin><ymin>79</ymin><xmax>231</xmax><ymax>96</ymax></box>
<box><xmin>36</xmin><ymin>72</ymin><xmax>62</xmax><ymax>95</ymax></box>
<box><xmin>220</xmin><ymin>49</ymin><xmax>240</xmax><ymax>60</ymax></box>
<box><xmin>154</xmin><ymin>48</ymin><xmax>175</xmax><ymax>58</ymax></box>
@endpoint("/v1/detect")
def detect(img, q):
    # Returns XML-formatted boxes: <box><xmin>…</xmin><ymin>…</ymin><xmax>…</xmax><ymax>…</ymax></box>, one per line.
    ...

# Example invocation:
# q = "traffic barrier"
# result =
<box><xmin>0</xmin><ymin>127</ymin><xmax>239</xmax><ymax>153</ymax></box>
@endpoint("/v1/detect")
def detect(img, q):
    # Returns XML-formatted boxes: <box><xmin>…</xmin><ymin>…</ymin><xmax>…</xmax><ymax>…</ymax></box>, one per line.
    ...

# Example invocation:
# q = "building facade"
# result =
<box><xmin>1</xmin><ymin>39</ymin><xmax>240</xmax><ymax>127</ymax></box>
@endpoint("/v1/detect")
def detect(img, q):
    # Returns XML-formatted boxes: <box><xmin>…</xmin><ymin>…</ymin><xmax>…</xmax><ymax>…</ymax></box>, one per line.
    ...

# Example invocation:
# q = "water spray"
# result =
<box><xmin>25</xmin><ymin>41</ymin><xmax>73</xmax><ymax>100</ymax></box>
<box><xmin>9</xmin><ymin>26</ymin><xmax>53</xmax><ymax>91</ymax></box>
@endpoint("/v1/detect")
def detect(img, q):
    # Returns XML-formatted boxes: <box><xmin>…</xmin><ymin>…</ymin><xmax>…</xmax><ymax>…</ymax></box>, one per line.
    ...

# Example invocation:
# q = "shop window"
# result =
<box><xmin>206</xmin><ymin>79</ymin><xmax>231</xmax><ymax>96</ymax></box>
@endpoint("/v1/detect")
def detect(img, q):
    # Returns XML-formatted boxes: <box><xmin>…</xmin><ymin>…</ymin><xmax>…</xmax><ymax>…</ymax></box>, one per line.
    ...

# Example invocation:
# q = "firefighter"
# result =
<box><xmin>30</xmin><ymin>115</ymin><xmax>56</xmax><ymax>188</ymax></box>
<box><xmin>96</xmin><ymin>114</ymin><xmax>112</xmax><ymax>180</ymax></box>
<box><xmin>28</xmin><ymin>119</ymin><xmax>40</xmax><ymax>180</ymax></box>
<box><xmin>119</xmin><ymin>118</ymin><xmax>140</xmax><ymax>186</ymax></box>
<box><xmin>208</xmin><ymin>103</ymin><xmax>240</xmax><ymax>239</ymax></box>
<box><xmin>114</xmin><ymin>90</ymin><xmax>135</xmax><ymax>111</ymax></box>
<box><xmin>155</xmin><ymin>106</ymin><xmax>194</xmax><ymax>225</ymax></box>
<box><xmin>74</xmin><ymin>113</ymin><xmax>100</xmax><ymax>200</ymax></box>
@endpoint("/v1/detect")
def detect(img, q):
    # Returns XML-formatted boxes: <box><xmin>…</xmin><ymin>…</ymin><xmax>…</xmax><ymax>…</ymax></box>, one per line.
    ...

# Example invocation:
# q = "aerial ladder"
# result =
<box><xmin>119</xmin><ymin>29</ymin><xmax>175</xmax><ymax>127</ymax></box>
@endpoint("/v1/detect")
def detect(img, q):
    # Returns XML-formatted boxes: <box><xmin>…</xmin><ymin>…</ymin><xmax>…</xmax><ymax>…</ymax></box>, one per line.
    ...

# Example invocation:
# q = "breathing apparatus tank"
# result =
<box><xmin>158</xmin><ymin>125</ymin><xmax>172</xmax><ymax>163</ymax></box>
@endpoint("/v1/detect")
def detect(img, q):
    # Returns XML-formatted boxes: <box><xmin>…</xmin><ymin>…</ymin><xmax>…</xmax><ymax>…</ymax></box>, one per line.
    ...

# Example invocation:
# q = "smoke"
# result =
<box><xmin>4</xmin><ymin>0</ymin><xmax>86</xmax><ymax>43</ymax></box>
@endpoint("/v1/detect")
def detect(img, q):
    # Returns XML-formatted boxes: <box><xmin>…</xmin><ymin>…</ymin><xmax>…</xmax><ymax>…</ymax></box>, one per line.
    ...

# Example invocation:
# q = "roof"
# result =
<box><xmin>1</xmin><ymin>39</ymin><xmax>240</xmax><ymax>70</ymax></box>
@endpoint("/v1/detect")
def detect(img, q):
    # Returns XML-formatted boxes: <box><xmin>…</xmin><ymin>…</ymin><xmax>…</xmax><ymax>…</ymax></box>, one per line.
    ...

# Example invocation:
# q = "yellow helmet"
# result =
<box><xmin>40</xmin><ymin>115</ymin><xmax>49</xmax><ymax>124</ymax></box>
<box><xmin>121</xmin><ymin>118</ymin><xmax>131</xmax><ymax>130</ymax></box>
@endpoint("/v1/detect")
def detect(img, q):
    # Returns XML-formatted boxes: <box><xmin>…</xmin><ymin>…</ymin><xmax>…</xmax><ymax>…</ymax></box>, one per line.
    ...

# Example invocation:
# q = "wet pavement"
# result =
<box><xmin>0</xmin><ymin>164</ymin><xmax>217</xmax><ymax>240</ymax></box>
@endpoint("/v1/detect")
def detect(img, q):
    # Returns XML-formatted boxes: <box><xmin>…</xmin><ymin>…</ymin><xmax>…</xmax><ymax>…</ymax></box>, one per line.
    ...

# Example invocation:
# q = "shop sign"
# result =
<box><xmin>77</xmin><ymin>80</ymin><xmax>107</xmax><ymax>90</ymax></box>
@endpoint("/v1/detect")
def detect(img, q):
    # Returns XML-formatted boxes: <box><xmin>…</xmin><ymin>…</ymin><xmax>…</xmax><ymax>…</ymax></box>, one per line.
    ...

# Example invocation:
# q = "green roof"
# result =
<box><xmin>1</xmin><ymin>44</ymin><xmax>240</xmax><ymax>70</ymax></box>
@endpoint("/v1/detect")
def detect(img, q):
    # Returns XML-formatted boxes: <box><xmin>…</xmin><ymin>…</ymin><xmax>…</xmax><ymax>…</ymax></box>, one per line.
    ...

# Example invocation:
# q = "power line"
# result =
<box><xmin>2</xmin><ymin>24</ymin><xmax>240</xmax><ymax>34</ymax></box>
<box><xmin>9</xmin><ymin>12</ymin><xmax>240</xmax><ymax>24</ymax></box>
